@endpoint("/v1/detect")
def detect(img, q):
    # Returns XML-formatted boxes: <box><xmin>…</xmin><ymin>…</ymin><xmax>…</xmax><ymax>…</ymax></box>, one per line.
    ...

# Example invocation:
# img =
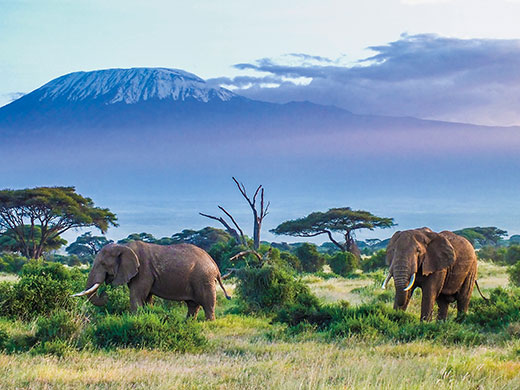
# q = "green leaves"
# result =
<box><xmin>0</xmin><ymin>186</ymin><xmax>117</xmax><ymax>258</ymax></box>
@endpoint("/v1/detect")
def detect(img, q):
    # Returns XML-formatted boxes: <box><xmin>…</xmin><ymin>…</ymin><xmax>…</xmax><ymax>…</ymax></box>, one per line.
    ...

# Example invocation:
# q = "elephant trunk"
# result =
<box><xmin>393</xmin><ymin>264</ymin><xmax>412</xmax><ymax>309</ymax></box>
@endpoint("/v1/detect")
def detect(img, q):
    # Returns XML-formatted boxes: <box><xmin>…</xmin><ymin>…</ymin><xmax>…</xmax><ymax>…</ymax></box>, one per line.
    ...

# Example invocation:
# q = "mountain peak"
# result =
<box><xmin>33</xmin><ymin>67</ymin><xmax>236</xmax><ymax>104</ymax></box>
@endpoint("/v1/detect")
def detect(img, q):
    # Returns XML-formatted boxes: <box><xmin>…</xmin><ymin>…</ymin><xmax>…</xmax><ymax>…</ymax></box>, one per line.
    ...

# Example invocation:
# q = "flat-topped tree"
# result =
<box><xmin>271</xmin><ymin>207</ymin><xmax>395</xmax><ymax>256</ymax></box>
<box><xmin>0</xmin><ymin>186</ymin><xmax>117</xmax><ymax>258</ymax></box>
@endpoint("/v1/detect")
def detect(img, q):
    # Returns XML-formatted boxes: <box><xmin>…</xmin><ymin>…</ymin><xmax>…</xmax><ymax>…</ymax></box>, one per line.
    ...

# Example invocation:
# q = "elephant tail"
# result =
<box><xmin>217</xmin><ymin>273</ymin><xmax>232</xmax><ymax>300</ymax></box>
<box><xmin>475</xmin><ymin>280</ymin><xmax>488</xmax><ymax>301</ymax></box>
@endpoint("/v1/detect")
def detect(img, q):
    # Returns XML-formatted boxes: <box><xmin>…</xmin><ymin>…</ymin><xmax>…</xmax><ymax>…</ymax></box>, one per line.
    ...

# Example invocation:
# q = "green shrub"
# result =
<box><xmin>31</xmin><ymin>339</ymin><xmax>73</xmax><ymax>357</ymax></box>
<box><xmin>0</xmin><ymin>253</ymin><xmax>28</xmax><ymax>274</ymax></box>
<box><xmin>277</xmin><ymin>300</ymin><xmax>484</xmax><ymax>345</ymax></box>
<box><xmin>279</xmin><ymin>251</ymin><xmax>302</xmax><ymax>272</ymax></box>
<box><xmin>235</xmin><ymin>264</ymin><xmax>319</xmax><ymax>313</ymax></box>
<box><xmin>0</xmin><ymin>325</ymin><xmax>8</xmax><ymax>350</ymax></box>
<box><xmin>506</xmin><ymin>245</ymin><xmax>520</xmax><ymax>265</ymax></box>
<box><xmin>295</xmin><ymin>243</ymin><xmax>325</xmax><ymax>273</ymax></box>
<box><xmin>508</xmin><ymin>263</ymin><xmax>520</xmax><ymax>287</ymax></box>
<box><xmin>478</xmin><ymin>246</ymin><xmax>506</xmax><ymax>264</ymax></box>
<box><xmin>328</xmin><ymin>252</ymin><xmax>358</xmax><ymax>276</ymax></box>
<box><xmin>467</xmin><ymin>288</ymin><xmax>520</xmax><ymax>330</ymax></box>
<box><xmin>35</xmin><ymin>310</ymin><xmax>81</xmax><ymax>343</ymax></box>
<box><xmin>0</xmin><ymin>260</ymin><xmax>85</xmax><ymax>320</ymax></box>
<box><xmin>362</xmin><ymin>250</ymin><xmax>387</xmax><ymax>272</ymax></box>
<box><xmin>91</xmin><ymin>309</ymin><xmax>207</xmax><ymax>352</ymax></box>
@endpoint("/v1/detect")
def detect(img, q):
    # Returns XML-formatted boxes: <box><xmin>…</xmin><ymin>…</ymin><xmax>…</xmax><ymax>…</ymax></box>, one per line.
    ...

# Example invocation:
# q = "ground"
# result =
<box><xmin>1</xmin><ymin>261</ymin><xmax>518</xmax><ymax>390</ymax></box>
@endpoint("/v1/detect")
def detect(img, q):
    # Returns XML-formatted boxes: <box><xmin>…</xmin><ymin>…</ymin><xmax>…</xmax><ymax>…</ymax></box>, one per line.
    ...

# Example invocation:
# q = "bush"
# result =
<box><xmin>295</xmin><ymin>243</ymin><xmax>325</xmax><ymax>273</ymax></box>
<box><xmin>35</xmin><ymin>310</ymin><xmax>81</xmax><ymax>343</ymax></box>
<box><xmin>0</xmin><ymin>253</ymin><xmax>28</xmax><ymax>274</ymax></box>
<box><xmin>280</xmin><ymin>251</ymin><xmax>302</xmax><ymax>272</ymax></box>
<box><xmin>31</xmin><ymin>339</ymin><xmax>73</xmax><ymax>357</ymax></box>
<box><xmin>506</xmin><ymin>245</ymin><xmax>520</xmax><ymax>265</ymax></box>
<box><xmin>328</xmin><ymin>252</ymin><xmax>359</xmax><ymax>276</ymax></box>
<box><xmin>235</xmin><ymin>264</ymin><xmax>319</xmax><ymax>313</ymax></box>
<box><xmin>0</xmin><ymin>260</ymin><xmax>84</xmax><ymax>320</ymax></box>
<box><xmin>467</xmin><ymin>287</ymin><xmax>520</xmax><ymax>330</ymax></box>
<box><xmin>508</xmin><ymin>263</ymin><xmax>520</xmax><ymax>287</ymax></box>
<box><xmin>91</xmin><ymin>309</ymin><xmax>207</xmax><ymax>352</ymax></box>
<box><xmin>478</xmin><ymin>246</ymin><xmax>506</xmax><ymax>264</ymax></box>
<box><xmin>362</xmin><ymin>250</ymin><xmax>387</xmax><ymax>272</ymax></box>
<box><xmin>277</xmin><ymin>301</ymin><xmax>483</xmax><ymax>345</ymax></box>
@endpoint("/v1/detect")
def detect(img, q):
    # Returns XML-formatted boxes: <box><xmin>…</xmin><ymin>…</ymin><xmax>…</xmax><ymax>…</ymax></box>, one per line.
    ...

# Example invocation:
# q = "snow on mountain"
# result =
<box><xmin>34</xmin><ymin>67</ymin><xmax>236</xmax><ymax>104</ymax></box>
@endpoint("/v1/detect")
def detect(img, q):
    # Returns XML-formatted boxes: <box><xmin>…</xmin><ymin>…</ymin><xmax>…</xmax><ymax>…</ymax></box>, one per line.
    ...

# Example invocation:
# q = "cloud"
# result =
<box><xmin>210</xmin><ymin>34</ymin><xmax>520</xmax><ymax>126</ymax></box>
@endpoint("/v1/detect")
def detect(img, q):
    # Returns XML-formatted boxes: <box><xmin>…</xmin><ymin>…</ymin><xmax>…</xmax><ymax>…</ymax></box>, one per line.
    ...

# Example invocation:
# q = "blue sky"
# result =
<box><xmin>2</xmin><ymin>0</ymin><xmax>520</xmax><ymax>244</ymax></box>
<box><xmin>3</xmin><ymin>0</ymin><xmax>520</xmax><ymax>124</ymax></box>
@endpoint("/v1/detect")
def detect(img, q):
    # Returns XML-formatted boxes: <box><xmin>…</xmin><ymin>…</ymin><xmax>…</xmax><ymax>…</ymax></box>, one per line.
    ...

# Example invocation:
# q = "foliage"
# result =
<box><xmin>118</xmin><ymin>232</ymin><xmax>158</xmax><ymax>244</ymax></box>
<box><xmin>0</xmin><ymin>252</ymin><xmax>28</xmax><ymax>273</ymax></box>
<box><xmin>279</xmin><ymin>251</ymin><xmax>302</xmax><ymax>272</ymax></box>
<box><xmin>295</xmin><ymin>243</ymin><xmax>325</xmax><ymax>273</ymax></box>
<box><xmin>208</xmin><ymin>238</ymin><xmax>251</xmax><ymax>271</ymax></box>
<box><xmin>35</xmin><ymin>309</ymin><xmax>81</xmax><ymax>343</ymax></box>
<box><xmin>0</xmin><ymin>260</ymin><xmax>84</xmax><ymax>320</ymax></box>
<box><xmin>170</xmin><ymin>227</ymin><xmax>232</xmax><ymax>250</ymax></box>
<box><xmin>505</xmin><ymin>245</ymin><xmax>520</xmax><ymax>265</ymax></box>
<box><xmin>478</xmin><ymin>245</ymin><xmax>506</xmax><ymax>263</ymax></box>
<box><xmin>466</xmin><ymin>288</ymin><xmax>520</xmax><ymax>330</ymax></box>
<box><xmin>327</xmin><ymin>251</ymin><xmax>359</xmax><ymax>276</ymax></box>
<box><xmin>91</xmin><ymin>309</ymin><xmax>207</xmax><ymax>352</ymax></box>
<box><xmin>66</xmin><ymin>232</ymin><xmax>113</xmax><ymax>263</ymax></box>
<box><xmin>478</xmin><ymin>245</ymin><xmax>520</xmax><ymax>265</ymax></box>
<box><xmin>454</xmin><ymin>227</ymin><xmax>508</xmax><ymax>247</ymax></box>
<box><xmin>234</xmin><ymin>263</ymin><xmax>319</xmax><ymax>313</ymax></box>
<box><xmin>0</xmin><ymin>225</ymin><xmax>67</xmax><ymax>257</ymax></box>
<box><xmin>271</xmin><ymin>207</ymin><xmax>395</xmax><ymax>254</ymax></box>
<box><xmin>361</xmin><ymin>249</ymin><xmax>387</xmax><ymax>272</ymax></box>
<box><xmin>0</xmin><ymin>187</ymin><xmax>117</xmax><ymax>258</ymax></box>
<box><xmin>508</xmin><ymin>263</ymin><xmax>520</xmax><ymax>287</ymax></box>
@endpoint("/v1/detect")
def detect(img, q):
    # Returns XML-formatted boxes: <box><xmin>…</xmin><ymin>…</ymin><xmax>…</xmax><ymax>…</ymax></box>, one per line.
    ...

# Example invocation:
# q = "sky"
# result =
<box><xmin>2</xmin><ymin>0</ymin><xmax>520</xmax><ymax>244</ymax></box>
<box><xmin>2</xmin><ymin>0</ymin><xmax>520</xmax><ymax>125</ymax></box>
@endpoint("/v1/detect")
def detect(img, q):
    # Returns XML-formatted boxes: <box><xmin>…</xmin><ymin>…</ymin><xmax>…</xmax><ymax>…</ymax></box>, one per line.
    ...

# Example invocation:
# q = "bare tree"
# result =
<box><xmin>200</xmin><ymin>177</ymin><xmax>270</xmax><ymax>250</ymax></box>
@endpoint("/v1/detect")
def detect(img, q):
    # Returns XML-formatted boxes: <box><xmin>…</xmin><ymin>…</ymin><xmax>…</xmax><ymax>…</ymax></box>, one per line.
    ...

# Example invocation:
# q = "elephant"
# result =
<box><xmin>382</xmin><ymin>227</ymin><xmax>477</xmax><ymax>321</ymax></box>
<box><xmin>72</xmin><ymin>241</ymin><xmax>231</xmax><ymax>320</ymax></box>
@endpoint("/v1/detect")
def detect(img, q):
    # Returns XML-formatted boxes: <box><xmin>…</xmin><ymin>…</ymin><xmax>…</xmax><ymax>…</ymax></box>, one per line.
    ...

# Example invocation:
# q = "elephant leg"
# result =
<box><xmin>129</xmin><ymin>288</ymin><xmax>149</xmax><ymax>312</ymax></box>
<box><xmin>420</xmin><ymin>272</ymin><xmax>446</xmax><ymax>321</ymax></box>
<box><xmin>456</xmin><ymin>272</ymin><xmax>476</xmax><ymax>319</ymax></box>
<box><xmin>436</xmin><ymin>295</ymin><xmax>450</xmax><ymax>321</ymax></box>
<box><xmin>186</xmin><ymin>300</ymin><xmax>201</xmax><ymax>319</ymax></box>
<box><xmin>201</xmin><ymin>286</ymin><xmax>216</xmax><ymax>321</ymax></box>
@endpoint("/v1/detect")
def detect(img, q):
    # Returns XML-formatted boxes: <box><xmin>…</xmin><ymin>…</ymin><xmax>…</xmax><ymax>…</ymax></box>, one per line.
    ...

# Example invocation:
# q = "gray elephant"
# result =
<box><xmin>382</xmin><ymin>227</ymin><xmax>477</xmax><ymax>321</ymax></box>
<box><xmin>73</xmin><ymin>241</ymin><xmax>230</xmax><ymax>320</ymax></box>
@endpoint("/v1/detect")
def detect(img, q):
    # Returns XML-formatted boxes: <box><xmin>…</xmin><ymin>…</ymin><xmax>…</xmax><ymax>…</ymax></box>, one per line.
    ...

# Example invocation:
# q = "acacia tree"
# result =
<box><xmin>200</xmin><ymin>177</ymin><xmax>269</xmax><ymax>250</ymax></box>
<box><xmin>66</xmin><ymin>232</ymin><xmax>113</xmax><ymax>259</ymax></box>
<box><xmin>453</xmin><ymin>227</ymin><xmax>508</xmax><ymax>247</ymax></box>
<box><xmin>271</xmin><ymin>207</ymin><xmax>395</xmax><ymax>256</ymax></box>
<box><xmin>0</xmin><ymin>187</ymin><xmax>117</xmax><ymax>259</ymax></box>
<box><xmin>0</xmin><ymin>225</ymin><xmax>67</xmax><ymax>257</ymax></box>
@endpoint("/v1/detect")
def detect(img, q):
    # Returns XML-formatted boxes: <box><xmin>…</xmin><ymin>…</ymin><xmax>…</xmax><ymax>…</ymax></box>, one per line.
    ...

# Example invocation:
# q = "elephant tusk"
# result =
<box><xmin>403</xmin><ymin>273</ymin><xmax>416</xmax><ymax>291</ymax></box>
<box><xmin>72</xmin><ymin>283</ymin><xmax>101</xmax><ymax>297</ymax></box>
<box><xmin>382</xmin><ymin>273</ymin><xmax>392</xmax><ymax>289</ymax></box>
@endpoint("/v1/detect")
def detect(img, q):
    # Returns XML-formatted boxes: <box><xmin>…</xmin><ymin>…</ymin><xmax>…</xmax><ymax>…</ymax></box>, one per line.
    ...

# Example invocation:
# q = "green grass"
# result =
<box><xmin>0</xmin><ymin>260</ymin><xmax>518</xmax><ymax>389</ymax></box>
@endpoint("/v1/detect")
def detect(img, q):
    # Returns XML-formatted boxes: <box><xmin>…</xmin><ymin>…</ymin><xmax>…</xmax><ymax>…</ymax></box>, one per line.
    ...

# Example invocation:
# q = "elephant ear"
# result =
<box><xmin>423</xmin><ymin>234</ymin><xmax>456</xmax><ymax>275</ymax></box>
<box><xmin>385</xmin><ymin>231</ymin><xmax>401</xmax><ymax>266</ymax></box>
<box><xmin>113</xmin><ymin>245</ymin><xmax>140</xmax><ymax>286</ymax></box>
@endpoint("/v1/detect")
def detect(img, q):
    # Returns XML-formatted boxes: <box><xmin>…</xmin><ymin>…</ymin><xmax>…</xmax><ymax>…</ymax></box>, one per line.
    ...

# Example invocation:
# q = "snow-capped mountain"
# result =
<box><xmin>33</xmin><ymin>68</ymin><xmax>236</xmax><ymax>104</ymax></box>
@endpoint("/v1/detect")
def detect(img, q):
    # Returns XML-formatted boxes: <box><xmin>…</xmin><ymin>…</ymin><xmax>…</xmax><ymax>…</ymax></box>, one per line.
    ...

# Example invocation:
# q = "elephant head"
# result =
<box><xmin>72</xmin><ymin>243</ymin><xmax>140</xmax><ymax>306</ymax></box>
<box><xmin>383</xmin><ymin>228</ymin><xmax>456</xmax><ymax>310</ymax></box>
